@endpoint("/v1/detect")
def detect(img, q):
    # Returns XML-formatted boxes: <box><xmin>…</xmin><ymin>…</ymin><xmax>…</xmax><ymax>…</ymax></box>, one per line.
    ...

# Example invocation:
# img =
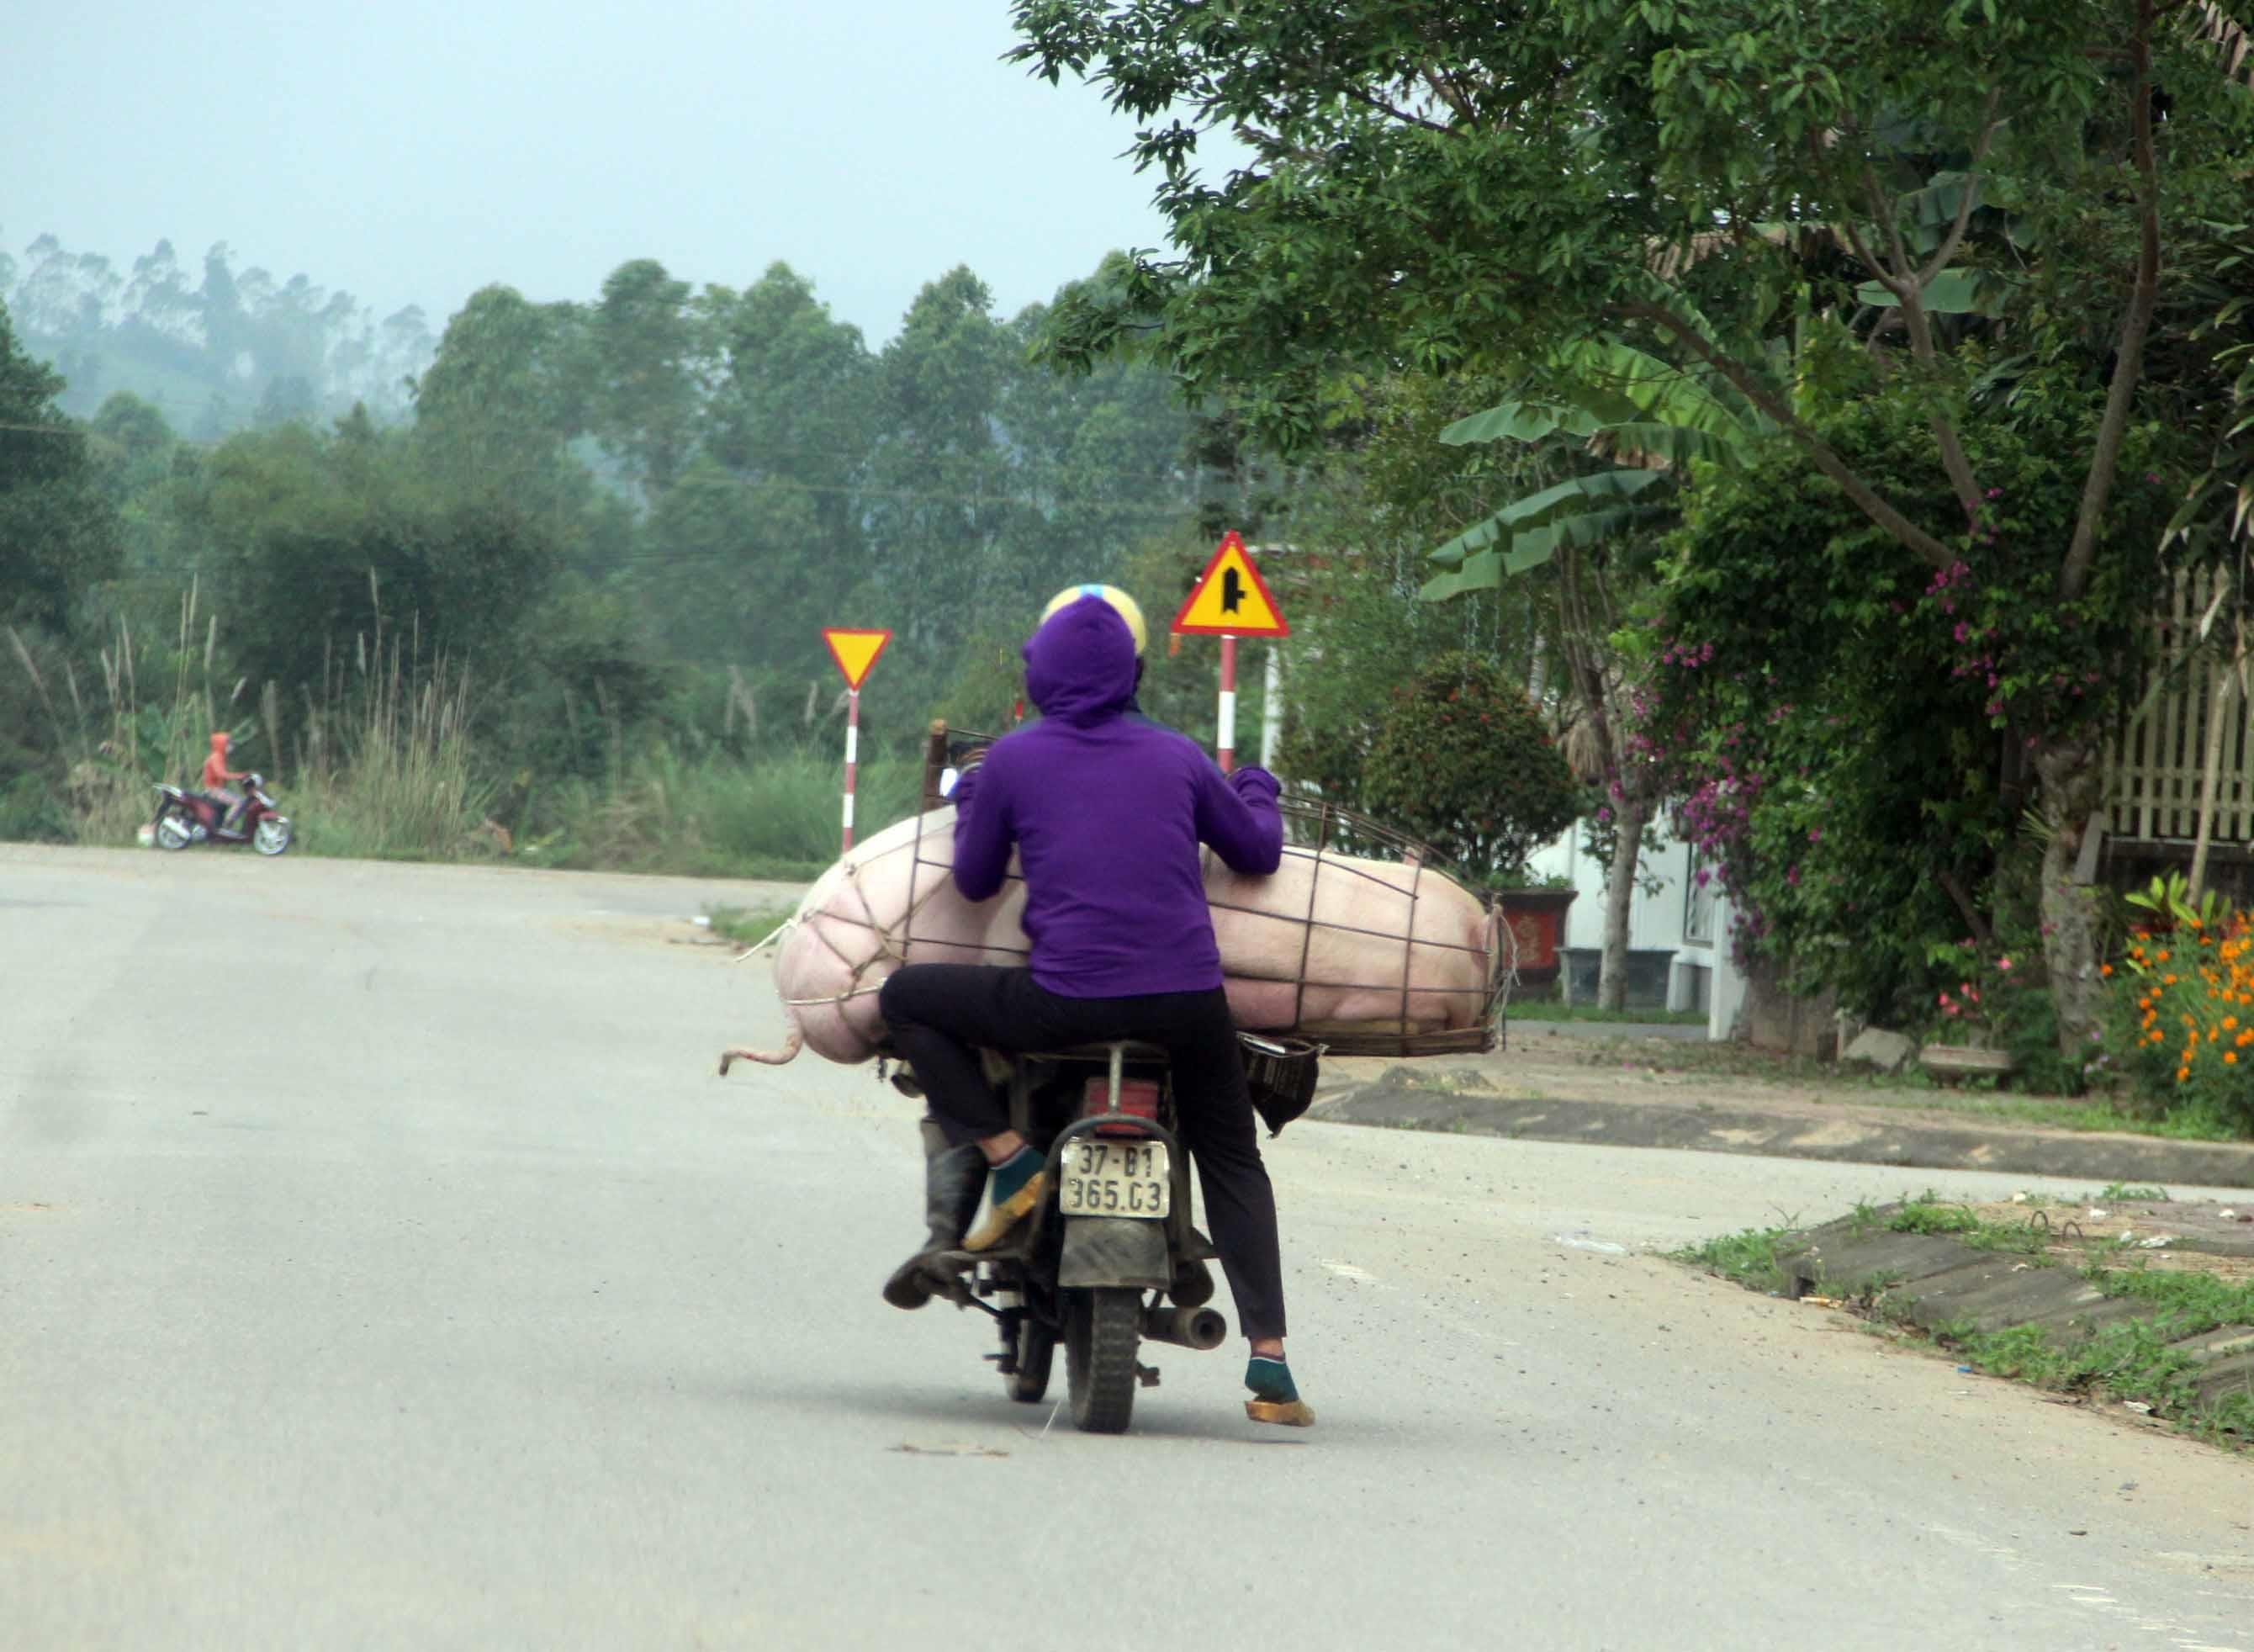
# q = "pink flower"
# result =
<box><xmin>1997</xmin><ymin>956</ymin><xmax>2013</xmax><ymax>972</ymax></box>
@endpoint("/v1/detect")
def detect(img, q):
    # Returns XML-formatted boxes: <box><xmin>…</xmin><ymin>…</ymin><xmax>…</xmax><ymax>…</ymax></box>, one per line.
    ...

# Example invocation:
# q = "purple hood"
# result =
<box><xmin>946</xmin><ymin>596</ymin><xmax>1283</xmax><ymax>998</ymax></box>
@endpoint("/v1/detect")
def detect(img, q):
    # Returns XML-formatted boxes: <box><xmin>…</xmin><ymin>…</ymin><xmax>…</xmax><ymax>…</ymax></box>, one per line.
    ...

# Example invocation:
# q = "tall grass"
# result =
<box><xmin>11</xmin><ymin>592</ymin><xmax>921</xmax><ymax>880</ymax></box>
<box><xmin>536</xmin><ymin>743</ymin><xmax>919</xmax><ymax>876</ymax></box>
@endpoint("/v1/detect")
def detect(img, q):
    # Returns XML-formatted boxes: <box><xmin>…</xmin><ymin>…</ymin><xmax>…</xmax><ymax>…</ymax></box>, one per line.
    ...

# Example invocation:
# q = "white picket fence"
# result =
<box><xmin>2107</xmin><ymin>571</ymin><xmax>2251</xmax><ymax>845</ymax></box>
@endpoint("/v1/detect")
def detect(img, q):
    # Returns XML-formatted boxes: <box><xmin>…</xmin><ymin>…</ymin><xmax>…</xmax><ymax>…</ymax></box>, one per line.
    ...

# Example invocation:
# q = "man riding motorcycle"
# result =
<box><xmin>877</xmin><ymin>585</ymin><xmax>1313</xmax><ymax>1427</ymax></box>
<box><xmin>200</xmin><ymin>731</ymin><xmax>249</xmax><ymax>836</ymax></box>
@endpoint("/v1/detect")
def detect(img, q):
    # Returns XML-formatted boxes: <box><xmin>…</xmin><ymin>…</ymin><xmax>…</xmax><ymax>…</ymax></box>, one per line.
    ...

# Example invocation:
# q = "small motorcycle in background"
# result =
<box><xmin>147</xmin><ymin>774</ymin><xmax>294</xmax><ymax>855</ymax></box>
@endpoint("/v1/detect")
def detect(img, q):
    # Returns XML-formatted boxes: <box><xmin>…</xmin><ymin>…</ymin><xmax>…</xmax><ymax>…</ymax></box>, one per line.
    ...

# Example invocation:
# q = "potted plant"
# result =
<box><xmin>1495</xmin><ymin>873</ymin><xmax>1579</xmax><ymax>988</ymax></box>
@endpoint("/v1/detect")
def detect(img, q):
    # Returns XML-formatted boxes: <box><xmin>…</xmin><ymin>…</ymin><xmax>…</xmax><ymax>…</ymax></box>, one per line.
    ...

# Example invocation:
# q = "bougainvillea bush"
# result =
<box><xmin>1360</xmin><ymin>650</ymin><xmax>1585</xmax><ymax>885</ymax></box>
<box><xmin>1632</xmin><ymin>390</ymin><xmax>2172</xmax><ymax>1029</ymax></box>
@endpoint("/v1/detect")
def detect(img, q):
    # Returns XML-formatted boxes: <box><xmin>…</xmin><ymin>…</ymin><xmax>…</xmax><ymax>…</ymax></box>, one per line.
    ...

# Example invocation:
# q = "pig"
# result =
<box><xmin>719</xmin><ymin>805</ymin><xmax>1496</xmax><ymax>1073</ymax></box>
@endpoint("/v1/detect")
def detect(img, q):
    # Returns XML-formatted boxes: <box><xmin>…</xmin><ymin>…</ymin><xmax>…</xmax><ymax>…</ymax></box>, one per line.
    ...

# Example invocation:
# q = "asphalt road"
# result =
<box><xmin>5</xmin><ymin>844</ymin><xmax>2251</xmax><ymax>1652</ymax></box>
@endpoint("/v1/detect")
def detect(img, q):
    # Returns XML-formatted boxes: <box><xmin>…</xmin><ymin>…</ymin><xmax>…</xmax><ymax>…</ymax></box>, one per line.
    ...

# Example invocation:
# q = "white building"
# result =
<box><xmin>1522</xmin><ymin>815</ymin><xmax>1748</xmax><ymax>1040</ymax></box>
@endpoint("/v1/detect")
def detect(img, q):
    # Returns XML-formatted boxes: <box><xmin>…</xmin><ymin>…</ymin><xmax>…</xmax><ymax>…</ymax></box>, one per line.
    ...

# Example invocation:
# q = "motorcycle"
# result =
<box><xmin>149</xmin><ymin>774</ymin><xmax>294</xmax><ymax>855</ymax></box>
<box><xmin>910</xmin><ymin>1033</ymin><xmax>1316</xmax><ymax>1434</ymax></box>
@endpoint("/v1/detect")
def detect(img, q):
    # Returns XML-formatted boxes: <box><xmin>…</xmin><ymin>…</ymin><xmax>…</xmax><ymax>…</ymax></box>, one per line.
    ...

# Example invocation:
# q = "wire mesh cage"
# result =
<box><xmin>911</xmin><ymin>723</ymin><xmax>1511</xmax><ymax>1058</ymax></box>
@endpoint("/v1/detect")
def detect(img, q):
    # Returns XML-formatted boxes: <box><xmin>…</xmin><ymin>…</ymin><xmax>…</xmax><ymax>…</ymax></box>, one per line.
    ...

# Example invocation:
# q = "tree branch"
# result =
<box><xmin>1851</xmin><ymin>167</ymin><xmax>1982</xmax><ymax>515</ymax></box>
<box><xmin>2060</xmin><ymin>0</ymin><xmax>2165</xmax><ymax>600</ymax></box>
<box><xmin>1627</xmin><ymin>302</ymin><xmax>1960</xmax><ymax>569</ymax></box>
<box><xmin>1339</xmin><ymin>83</ymin><xmax>1453</xmax><ymax>134</ymax></box>
<box><xmin>1919</xmin><ymin>88</ymin><xmax>2006</xmax><ymax>288</ymax></box>
<box><xmin>1938</xmin><ymin>870</ymin><xmax>1994</xmax><ymax>947</ymax></box>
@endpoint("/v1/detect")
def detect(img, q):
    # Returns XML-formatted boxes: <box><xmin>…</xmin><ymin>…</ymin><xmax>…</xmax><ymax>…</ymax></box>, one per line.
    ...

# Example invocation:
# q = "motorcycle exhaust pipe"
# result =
<box><xmin>1142</xmin><ymin>1304</ymin><xmax>1227</xmax><ymax>1351</ymax></box>
<box><xmin>1169</xmin><ymin>1257</ymin><xmax>1215</xmax><ymax>1308</ymax></box>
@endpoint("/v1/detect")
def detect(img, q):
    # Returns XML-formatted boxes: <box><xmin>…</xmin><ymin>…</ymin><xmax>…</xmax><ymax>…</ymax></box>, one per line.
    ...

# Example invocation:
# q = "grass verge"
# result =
<box><xmin>1676</xmin><ymin>1199</ymin><xmax>2254</xmax><ymax>1450</ymax></box>
<box><xmin>1508</xmin><ymin>999</ymin><xmax>1706</xmax><ymax>1025</ymax></box>
<box><xmin>1581</xmin><ymin>1037</ymin><xmax>2248</xmax><ymax>1143</ymax></box>
<box><xmin>706</xmin><ymin>902</ymin><xmax>800</xmax><ymax>948</ymax></box>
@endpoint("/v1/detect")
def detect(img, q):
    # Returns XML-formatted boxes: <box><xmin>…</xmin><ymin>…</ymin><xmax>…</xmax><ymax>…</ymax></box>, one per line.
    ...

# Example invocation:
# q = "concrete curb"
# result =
<box><xmin>1311</xmin><ymin>1077</ymin><xmax>2254</xmax><ymax>1188</ymax></box>
<box><xmin>1764</xmin><ymin>1217</ymin><xmax>2254</xmax><ymax>1418</ymax></box>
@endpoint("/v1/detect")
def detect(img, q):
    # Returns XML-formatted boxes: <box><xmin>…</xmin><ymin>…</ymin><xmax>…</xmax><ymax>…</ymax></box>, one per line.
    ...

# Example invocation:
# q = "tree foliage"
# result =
<box><xmin>1360</xmin><ymin>652</ymin><xmax>1585</xmax><ymax>883</ymax></box>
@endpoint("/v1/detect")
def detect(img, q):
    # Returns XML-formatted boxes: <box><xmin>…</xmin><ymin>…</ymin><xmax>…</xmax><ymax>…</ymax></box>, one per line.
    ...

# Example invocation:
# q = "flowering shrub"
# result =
<box><xmin>1630</xmin><ymin>391</ymin><xmax>2174</xmax><ymax>1027</ymax></box>
<box><xmin>2108</xmin><ymin>917</ymin><xmax>2254</xmax><ymax>1134</ymax></box>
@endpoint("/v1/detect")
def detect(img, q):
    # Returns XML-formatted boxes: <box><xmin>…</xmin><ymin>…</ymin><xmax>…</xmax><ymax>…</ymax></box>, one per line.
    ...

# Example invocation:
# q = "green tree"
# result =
<box><xmin>413</xmin><ymin>284</ymin><xmax>586</xmax><ymax>495</ymax></box>
<box><xmin>1362</xmin><ymin>652</ymin><xmax>1584</xmax><ymax>883</ymax></box>
<box><xmin>0</xmin><ymin>299</ymin><xmax>119</xmax><ymax>633</ymax></box>
<box><xmin>1011</xmin><ymin>0</ymin><xmax>2254</xmax><ymax>1044</ymax></box>
<box><xmin>586</xmin><ymin>258</ymin><xmax>703</xmax><ymax>497</ymax></box>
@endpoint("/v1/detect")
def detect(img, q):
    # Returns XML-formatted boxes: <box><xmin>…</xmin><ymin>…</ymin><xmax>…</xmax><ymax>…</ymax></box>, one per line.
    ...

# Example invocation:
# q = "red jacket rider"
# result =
<box><xmin>201</xmin><ymin>732</ymin><xmax>247</xmax><ymax>831</ymax></box>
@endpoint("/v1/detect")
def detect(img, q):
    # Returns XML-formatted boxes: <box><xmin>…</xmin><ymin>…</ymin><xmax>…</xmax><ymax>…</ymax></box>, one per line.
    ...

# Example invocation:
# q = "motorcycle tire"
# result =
<box><xmin>153</xmin><ymin>809</ymin><xmax>193</xmax><ymax>851</ymax></box>
<box><xmin>1004</xmin><ymin>1307</ymin><xmax>1056</xmax><ymax>1404</ymax></box>
<box><xmin>253</xmin><ymin>817</ymin><xmax>293</xmax><ymax>855</ymax></box>
<box><xmin>1065</xmin><ymin>1286</ymin><xmax>1141</xmax><ymax>1434</ymax></box>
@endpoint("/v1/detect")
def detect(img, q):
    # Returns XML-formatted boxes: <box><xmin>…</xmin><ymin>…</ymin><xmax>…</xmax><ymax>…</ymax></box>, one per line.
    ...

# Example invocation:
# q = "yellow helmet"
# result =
<box><xmin>1041</xmin><ymin>584</ymin><xmax>1148</xmax><ymax>657</ymax></box>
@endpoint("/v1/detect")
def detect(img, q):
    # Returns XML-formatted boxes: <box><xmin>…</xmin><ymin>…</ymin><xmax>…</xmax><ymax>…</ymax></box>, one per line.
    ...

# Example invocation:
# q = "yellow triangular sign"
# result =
<box><xmin>1172</xmin><ymin>532</ymin><xmax>1288</xmax><ymax>638</ymax></box>
<box><xmin>823</xmin><ymin>627</ymin><xmax>892</xmax><ymax>691</ymax></box>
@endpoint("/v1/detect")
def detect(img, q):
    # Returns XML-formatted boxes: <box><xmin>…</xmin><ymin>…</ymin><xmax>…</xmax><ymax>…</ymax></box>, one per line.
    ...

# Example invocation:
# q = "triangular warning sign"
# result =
<box><xmin>1172</xmin><ymin>532</ymin><xmax>1289</xmax><ymax>638</ymax></box>
<box><xmin>823</xmin><ymin>627</ymin><xmax>892</xmax><ymax>691</ymax></box>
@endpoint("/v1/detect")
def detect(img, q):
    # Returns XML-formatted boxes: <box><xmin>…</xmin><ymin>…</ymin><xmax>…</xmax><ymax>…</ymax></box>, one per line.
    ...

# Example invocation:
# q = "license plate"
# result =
<box><xmin>1056</xmin><ymin>1139</ymin><xmax>1171</xmax><ymax>1220</ymax></box>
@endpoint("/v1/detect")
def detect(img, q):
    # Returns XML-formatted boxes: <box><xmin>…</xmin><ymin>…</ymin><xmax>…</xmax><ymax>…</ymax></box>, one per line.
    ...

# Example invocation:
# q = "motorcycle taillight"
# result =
<box><xmin>1082</xmin><ymin>1076</ymin><xmax>1161</xmax><ymax>1136</ymax></box>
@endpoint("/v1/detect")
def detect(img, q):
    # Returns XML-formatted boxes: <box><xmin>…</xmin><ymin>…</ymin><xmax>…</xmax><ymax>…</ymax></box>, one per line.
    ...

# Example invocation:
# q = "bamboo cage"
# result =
<box><xmin>913</xmin><ymin>723</ymin><xmax>1508</xmax><ymax>1057</ymax></box>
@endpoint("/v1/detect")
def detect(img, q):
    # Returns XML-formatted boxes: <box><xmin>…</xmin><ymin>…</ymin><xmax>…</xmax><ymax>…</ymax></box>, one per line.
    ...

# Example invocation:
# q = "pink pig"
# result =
<box><xmin>721</xmin><ymin>806</ymin><xmax>1497</xmax><ymax>1072</ymax></box>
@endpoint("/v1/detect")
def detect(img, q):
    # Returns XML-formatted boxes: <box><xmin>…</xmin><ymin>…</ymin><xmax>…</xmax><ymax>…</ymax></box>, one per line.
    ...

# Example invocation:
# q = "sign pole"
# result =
<box><xmin>1217</xmin><ymin>634</ymin><xmax>1238</xmax><ymax>773</ymax></box>
<box><xmin>820</xmin><ymin>627</ymin><xmax>890</xmax><ymax>857</ymax></box>
<box><xmin>842</xmin><ymin>687</ymin><xmax>860</xmax><ymax>853</ymax></box>
<box><xmin>1172</xmin><ymin>532</ymin><xmax>1288</xmax><ymax>771</ymax></box>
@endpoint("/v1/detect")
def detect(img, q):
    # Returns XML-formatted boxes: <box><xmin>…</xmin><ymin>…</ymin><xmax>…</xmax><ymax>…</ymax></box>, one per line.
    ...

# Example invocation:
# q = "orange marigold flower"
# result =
<box><xmin>2178</xmin><ymin>1067</ymin><xmax>2193</xmax><ymax>1082</ymax></box>
<box><xmin>2159</xmin><ymin>950</ymin><xmax>2172</xmax><ymax>962</ymax></box>
<box><xmin>2226</xmin><ymin>1017</ymin><xmax>2239</xmax><ymax>1031</ymax></box>
<box><xmin>2165</xmin><ymin>974</ymin><xmax>2179</xmax><ymax>985</ymax></box>
<box><xmin>2101</xmin><ymin>964</ymin><xmax>2114</xmax><ymax>977</ymax></box>
<box><xmin>2228</xmin><ymin>1052</ymin><xmax>2240</xmax><ymax>1066</ymax></box>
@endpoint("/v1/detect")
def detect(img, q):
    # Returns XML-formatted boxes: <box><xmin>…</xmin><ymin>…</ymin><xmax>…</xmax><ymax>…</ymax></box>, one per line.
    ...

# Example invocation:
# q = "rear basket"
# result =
<box><xmin>1241</xmin><ymin>1034</ymin><xmax>1324</xmax><ymax>1138</ymax></box>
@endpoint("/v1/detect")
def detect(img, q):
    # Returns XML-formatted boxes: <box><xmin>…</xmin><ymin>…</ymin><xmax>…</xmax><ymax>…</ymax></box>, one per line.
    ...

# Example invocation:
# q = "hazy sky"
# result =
<box><xmin>9</xmin><ymin>1</ymin><xmax>1215</xmax><ymax>341</ymax></box>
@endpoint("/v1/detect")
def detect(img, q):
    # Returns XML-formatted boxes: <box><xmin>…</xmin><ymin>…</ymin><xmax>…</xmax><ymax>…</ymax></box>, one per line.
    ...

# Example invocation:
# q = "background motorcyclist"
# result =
<box><xmin>200</xmin><ymin>731</ymin><xmax>248</xmax><ymax>834</ymax></box>
<box><xmin>877</xmin><ymin>585</ymin><xmax>1315</xmax><ymax>1427</ymax></box>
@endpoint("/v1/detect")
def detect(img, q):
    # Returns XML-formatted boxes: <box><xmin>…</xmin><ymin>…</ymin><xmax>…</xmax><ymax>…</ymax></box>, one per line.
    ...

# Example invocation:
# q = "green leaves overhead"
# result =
<box><xmin>1854</xmin><ymin>270</ymin><xmax>1992</xmax><ymax>315</ymax></box>
<box><xmin>1421</xmin><ymin>331</ymin><xmax>1775</xmax><ymax>601</ymax></box>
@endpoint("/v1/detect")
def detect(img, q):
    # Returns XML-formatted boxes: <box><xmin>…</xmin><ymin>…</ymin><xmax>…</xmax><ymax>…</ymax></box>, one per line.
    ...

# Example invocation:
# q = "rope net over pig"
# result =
<box><xmin>719</xmin><ymin>782</ymin><xmax>1509</xmax><ymax>1076</ymax></box>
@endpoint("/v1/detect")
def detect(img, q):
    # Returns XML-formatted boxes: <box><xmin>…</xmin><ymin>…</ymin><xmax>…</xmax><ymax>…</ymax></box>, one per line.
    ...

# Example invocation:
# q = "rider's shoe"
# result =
<box><xmin>962</xmin><ymin>1145</ymin><xmax>1047</xmax><ymax>1252</ymax></box>
<box><xmin>1243</xmin><ymin>1356</ymin><xmax>1315</xmax><ymax>1427</ymax></box>
<box><xmin>883</xmin><ymin>1133</ymin><xmax>987</xmax><ymax>1310</ymax></box>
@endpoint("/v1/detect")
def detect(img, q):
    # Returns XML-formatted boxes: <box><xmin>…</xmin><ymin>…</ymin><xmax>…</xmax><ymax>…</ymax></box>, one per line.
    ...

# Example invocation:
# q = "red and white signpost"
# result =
<box><xmin>1172</xmin><ymin>532</ymin><xmax>1288</xmax><ymax>774</ymax></box>
<box><xmin>821</xmin><ymin>628</ymin><xmax>892</xmax><ymax>854</ymax></box>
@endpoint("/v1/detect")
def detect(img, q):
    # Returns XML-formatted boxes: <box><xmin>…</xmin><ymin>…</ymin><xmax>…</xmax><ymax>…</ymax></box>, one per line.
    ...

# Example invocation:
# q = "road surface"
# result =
<box><xmin>4</xmin><ymin>845</ymin><xmax>2250</xmax><ymax>1651</ymax></box>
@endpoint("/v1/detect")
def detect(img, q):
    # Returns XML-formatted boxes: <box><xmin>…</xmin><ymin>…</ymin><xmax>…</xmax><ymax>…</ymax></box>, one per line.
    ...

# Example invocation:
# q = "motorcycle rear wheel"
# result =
<box><xmin>154</xmin><ymin>809</ymin><xmax>192</xmax><ymax>851</ymax></box>
<box><xmin>1065</xmin><ymin>1286</ymin><xmax>1140</xmax><ymax>1434</ymax></box>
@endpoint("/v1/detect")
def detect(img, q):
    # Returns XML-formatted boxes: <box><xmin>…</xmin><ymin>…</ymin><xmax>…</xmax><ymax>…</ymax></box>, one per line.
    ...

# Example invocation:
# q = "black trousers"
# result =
<box><xmin>877</xmin><ymin>965</ymin><xmax>1287</xmax><ymax>1341</ymax></box>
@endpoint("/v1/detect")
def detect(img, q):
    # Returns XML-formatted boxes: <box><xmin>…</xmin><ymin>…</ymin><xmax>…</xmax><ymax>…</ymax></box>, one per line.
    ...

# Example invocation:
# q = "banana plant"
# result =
<box><xmin>1418</xmin><ymin>333</ymin><xmax>1776</xmax><ymax>602</ymax></box>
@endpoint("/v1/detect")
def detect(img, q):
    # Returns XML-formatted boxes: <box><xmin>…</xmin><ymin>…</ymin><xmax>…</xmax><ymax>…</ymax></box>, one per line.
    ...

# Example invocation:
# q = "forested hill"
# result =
<box><xmin>2</xmin><ymin>233</ymin><xmax>436</xmax><ymax>433</ymax></box>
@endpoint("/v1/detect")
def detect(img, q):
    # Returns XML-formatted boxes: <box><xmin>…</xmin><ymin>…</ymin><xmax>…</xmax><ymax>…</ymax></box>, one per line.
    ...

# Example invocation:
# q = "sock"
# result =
<box><xmin>987</xmin><ymin>1145</ymin><xmax>1042</xmax><ymax>1208</ymax></box>
<box><xmin>1246</xmin><ymin>1356</ymin><xmax>1298</xmax><ymax>1403</ymax></box>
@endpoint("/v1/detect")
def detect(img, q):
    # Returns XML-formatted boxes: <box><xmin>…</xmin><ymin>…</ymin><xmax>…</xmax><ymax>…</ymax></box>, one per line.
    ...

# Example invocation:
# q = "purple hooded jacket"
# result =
<box><xmin>950</xmin><ymin>596</ymin><xmax>1284</xmax><ymax>998</ymax></box>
